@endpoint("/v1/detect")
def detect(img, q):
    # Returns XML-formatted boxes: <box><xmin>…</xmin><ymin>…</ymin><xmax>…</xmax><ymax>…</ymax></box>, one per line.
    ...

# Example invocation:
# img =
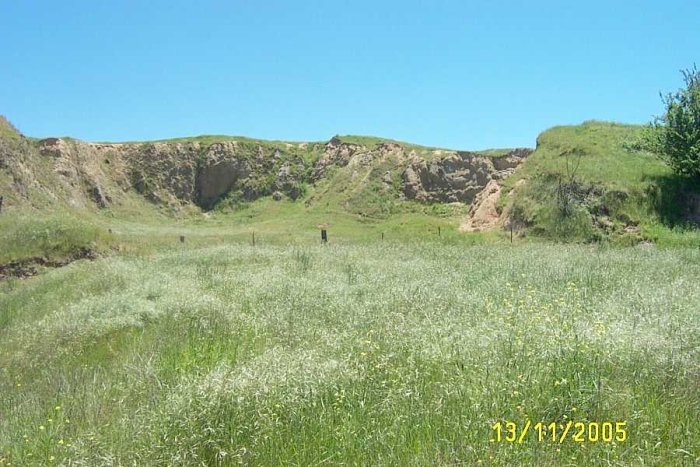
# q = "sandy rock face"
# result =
<box><xmin>126</xmin><ymin>142</ymin><xmax>200</xmax><ymax>204</ymax></box>
<box><xmin>402</xmin><ymin>149</ymin><xmax>532</xmax><ymax>204</ymax></box>
<box><xmin>196</xmin><ymin>142</ymin><xmax>250</xmax><ymax>207</ymax></box>
<box><xmin>311</xmin><ymin>137</ymin><xmax>363</xmax><ymax>181</ymax></box>
<box><xmin>194</xmin><ymin>142</ymin><xmax>307</xmax><ymax>205</ymax></box>
<box><xmin>36</xmin><ymin>138</ymin><xmax>131</xmax><ymax>208</ymax></box>
<box><xmin>1</xmin><ymin>119</ymin><xmax>533</xmax><ymax>215</ymax></box>
<box><xmin>273</xmin><ymin>160</ymin><xmax>303</xmax><ymax>200</ymax></box>
<box><xmin>459</xmin><ymin>179</ymin><xmax>502</xmax><ymax>232</ymax></box>
<box><xmin>196</xmin><ymin>158</ymin><xmax>251</xmax><ymax>206</ymax></box>
<box><xmin>491</xmin><ymin>148</ymin><xmax>532</xmax><ymax>180</ymax></box>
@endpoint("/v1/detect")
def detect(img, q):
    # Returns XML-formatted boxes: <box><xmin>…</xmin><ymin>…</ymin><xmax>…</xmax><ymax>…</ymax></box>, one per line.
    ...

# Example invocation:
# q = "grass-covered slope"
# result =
<box><xmin>503</xmin><ymin>121</ymin><xmax>700</xmax><ymax>245</ymax></box>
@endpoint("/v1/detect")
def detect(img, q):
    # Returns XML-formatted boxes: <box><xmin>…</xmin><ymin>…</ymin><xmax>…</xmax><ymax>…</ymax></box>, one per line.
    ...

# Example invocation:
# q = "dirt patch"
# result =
<box><xmin>459</xmin><ymin>180</ymin><xmax>502</xmax><ymax>232</ymax></box>
<box><xmin>0</xmin><ymin>248</ymin><xmax>98</xmax><ymax>281</ymax></box>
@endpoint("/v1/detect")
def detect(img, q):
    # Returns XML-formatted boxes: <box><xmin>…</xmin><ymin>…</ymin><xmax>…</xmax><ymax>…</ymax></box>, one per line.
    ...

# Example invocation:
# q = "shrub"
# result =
<box><xmin>647</xmin><ymin>66</ymin><xmax>700</xmax><ymax>180</ymax></box>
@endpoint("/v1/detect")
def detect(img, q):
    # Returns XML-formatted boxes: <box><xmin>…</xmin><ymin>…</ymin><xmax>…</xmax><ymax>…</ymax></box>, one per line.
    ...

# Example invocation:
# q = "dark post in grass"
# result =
<box><xmin>318</xmin><ymin>223</ymin><xmax>328</xmax><ymax>244</ymax></box>
<box><xmin>438</xmin><ymin>226</ymin><xmax>441</xmax><ymax>237</ymax></box>
<box><xmin>0</xmin><ymin>195</ymin><xmax>3</xmax><ymax>214</ymax></box>
<box><xmin>381</xmin><ymin>232</ymin><xmax>384</xmax><ymax>241</ymax></box>
<box><xmin>252</xmin><ymin>232</ymin><xmax>256</xmax><ymax>246</ymax></box>
<box><xmin>180</xmin><ymin>235</ymin><xmax>185</xmax><ymax>243</ymax></box>
<box><xmin>510</xmin><ymin>222</ymin><xmax>513</xmax><ymax>244</ymax></box>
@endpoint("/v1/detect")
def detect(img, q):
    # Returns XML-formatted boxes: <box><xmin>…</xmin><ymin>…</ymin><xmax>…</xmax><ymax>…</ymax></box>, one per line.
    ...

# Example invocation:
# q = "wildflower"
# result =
<box><xmin>39</xmin><ymin>425</ymin><xmax>45</xmax><ymax>430</ymax></box>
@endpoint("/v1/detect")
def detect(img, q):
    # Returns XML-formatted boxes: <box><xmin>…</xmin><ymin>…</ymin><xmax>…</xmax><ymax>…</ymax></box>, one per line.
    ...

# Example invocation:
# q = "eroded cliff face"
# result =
<box><xmin>402</xmin><ymin>148</ymin><xmax>531</xmax><ymax>204</ymax></box>
<box><xmin>11</xmin><ymin>137</ymin><xmax>309</xmax><ymax>210</ymax></box>
<box><xmin>0</xmin><ymin>117</ymin><xmax>532</xmax><ymax>214</ymax></box>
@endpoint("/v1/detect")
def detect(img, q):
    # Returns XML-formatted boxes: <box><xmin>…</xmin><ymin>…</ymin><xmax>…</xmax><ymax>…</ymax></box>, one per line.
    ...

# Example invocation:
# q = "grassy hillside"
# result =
<box><xmin>502</xmin><ymin>121</ymin><xmax>700</xmax><ymax>245</ymax></box>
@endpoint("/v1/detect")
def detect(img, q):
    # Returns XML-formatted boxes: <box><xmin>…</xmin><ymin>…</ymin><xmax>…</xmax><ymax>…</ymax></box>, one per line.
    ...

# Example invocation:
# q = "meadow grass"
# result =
<box><xmin>1</xmin><ymin>238</ymin><xmax>698</xmax><ymax>466</ymax></box>
<box><xmin>0</xmin><ymin>213</ymin><xmax>111</xmax><ymax>264</ymax></box>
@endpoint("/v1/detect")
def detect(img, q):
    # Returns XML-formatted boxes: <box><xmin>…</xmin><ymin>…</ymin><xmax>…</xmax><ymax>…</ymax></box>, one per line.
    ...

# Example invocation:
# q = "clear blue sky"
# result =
<box><xmin>2</xmin><ymin>1</ymin><xmax>699</xmax><ymax>150</ymax></box>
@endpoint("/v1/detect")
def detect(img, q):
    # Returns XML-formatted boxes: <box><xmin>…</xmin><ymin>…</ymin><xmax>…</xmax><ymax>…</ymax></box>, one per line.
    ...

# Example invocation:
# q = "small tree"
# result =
<box><xmin>647</xmin><ymin>66</ymin><xmax>700</xmax><ymax>180</ymax></box>
<box><xmin>556</xmin><ymin>146</ymin><xmax>584</xmax><ymax>216</ymax></box>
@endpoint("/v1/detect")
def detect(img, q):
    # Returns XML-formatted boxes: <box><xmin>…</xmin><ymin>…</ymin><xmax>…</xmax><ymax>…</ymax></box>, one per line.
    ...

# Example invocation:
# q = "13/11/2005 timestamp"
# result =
<box><xmin>491</xmin><ymin>420</ymin><xmax>627</xmax><ymax>444</ymax></box>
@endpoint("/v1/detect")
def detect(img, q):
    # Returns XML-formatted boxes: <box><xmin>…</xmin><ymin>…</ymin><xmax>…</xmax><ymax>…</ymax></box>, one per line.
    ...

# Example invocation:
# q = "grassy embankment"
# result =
<box><xmin>503</xmin><ymin>121</ymin><xmax>700</xmax><ymax>246</ymax></box>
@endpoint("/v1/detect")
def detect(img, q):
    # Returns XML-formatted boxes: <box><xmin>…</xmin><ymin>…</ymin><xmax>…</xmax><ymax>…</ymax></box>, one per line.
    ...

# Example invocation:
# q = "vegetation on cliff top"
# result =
<box><xmin>502</xmin><ymin>121</ymin><xmax>699</xmax><ymax>245</ymax></box>
<box><xmin>646</xmin><ymin>66</ymin><xmax>700</xmax><ymax>180</ymax></box>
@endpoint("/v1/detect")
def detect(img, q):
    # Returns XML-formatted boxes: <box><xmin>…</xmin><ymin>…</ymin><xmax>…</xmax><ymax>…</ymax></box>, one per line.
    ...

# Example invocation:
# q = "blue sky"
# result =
<box><xmin>2</xmin><ymin>1</ymin><xmax>699</xmax><ymax>150</ymax></box>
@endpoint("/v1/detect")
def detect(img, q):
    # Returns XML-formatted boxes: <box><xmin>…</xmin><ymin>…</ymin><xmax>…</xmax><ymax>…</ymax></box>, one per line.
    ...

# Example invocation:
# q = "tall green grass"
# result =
<box><xmin>0</xmin><ymin>214</ymin><xmax>111</xmax><ymax>263</ymax></box>
<box><xmin>1</xmin><ymin>241</ymin><xmax>698</xmax><ymax>465</ymax></box>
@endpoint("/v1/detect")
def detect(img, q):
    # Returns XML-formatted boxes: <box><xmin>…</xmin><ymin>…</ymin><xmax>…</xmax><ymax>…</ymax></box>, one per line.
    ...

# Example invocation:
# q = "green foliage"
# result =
<box><xmin>509</xmin><ymin>174</ymin><xmax>600</xmax><ymax>242</ymax></box>
<box><xmin>345</xmin><ymin>179</ymin><xmax>398</xmax><ymax>219</ymax></box>
<box><xmin>647</xmin><ymin>66</ymin><xmax>700</xmax><ymax>179</ymax></box>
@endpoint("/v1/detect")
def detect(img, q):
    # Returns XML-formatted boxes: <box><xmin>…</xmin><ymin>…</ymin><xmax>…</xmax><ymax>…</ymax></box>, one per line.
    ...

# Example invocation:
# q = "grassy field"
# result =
<box><xmin>1</xmin><ymin>232</ymin><xmax>698</xmax><ymax>465</ymax></box>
